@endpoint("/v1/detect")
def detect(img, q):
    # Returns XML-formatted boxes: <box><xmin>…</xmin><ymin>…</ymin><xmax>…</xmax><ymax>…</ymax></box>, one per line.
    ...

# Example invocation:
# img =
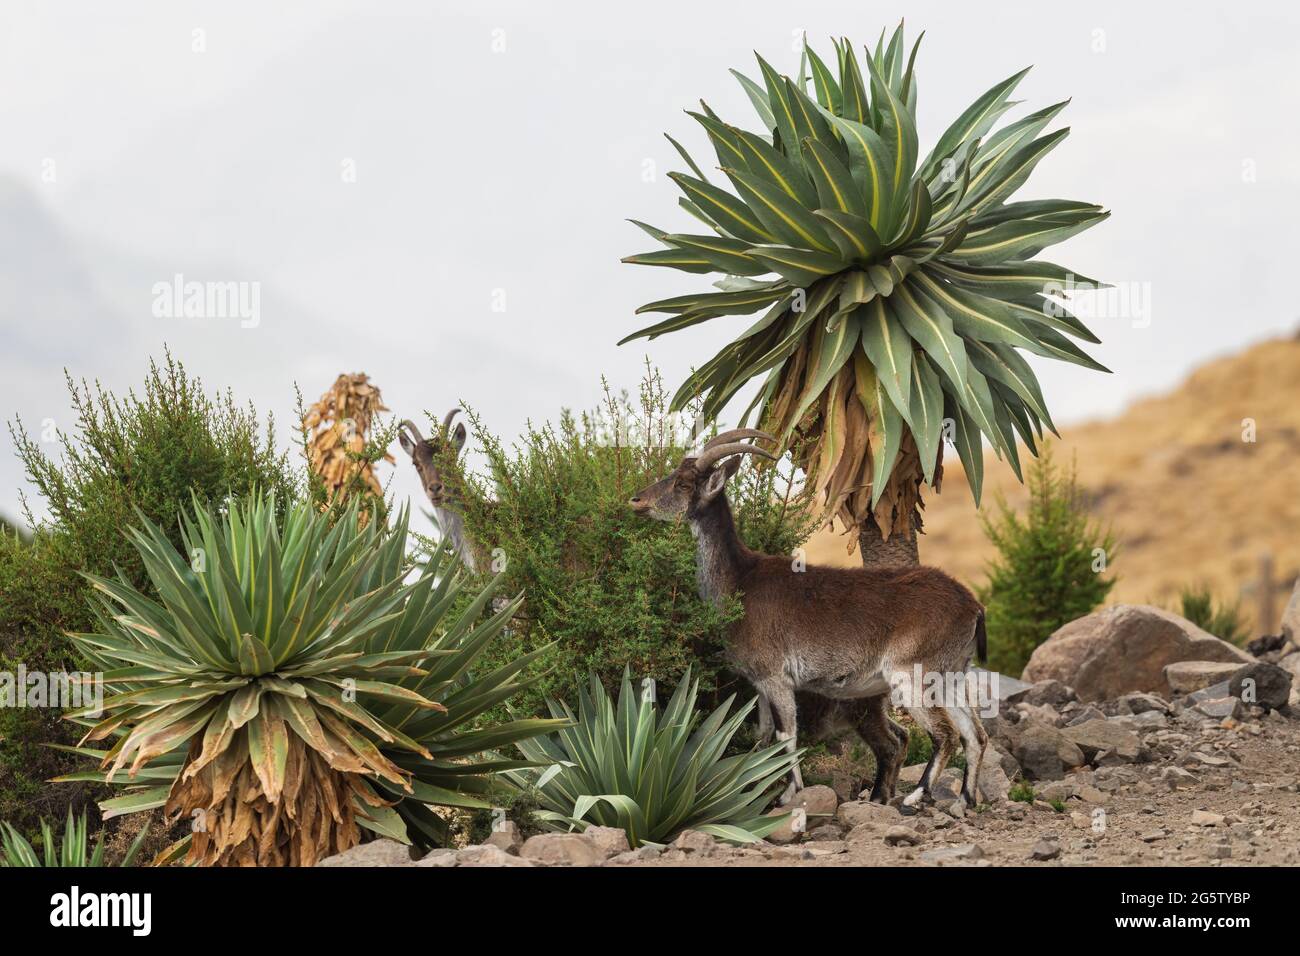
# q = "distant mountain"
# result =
<box><xmin>0</xmin><ymin>177</ymin><xmax>333</xmax><ymax>523</ymax></box>
<box><xmin>807</xmin><ymin>335</ymin><xmax>1300</xmax><ymax>634</ymax></box>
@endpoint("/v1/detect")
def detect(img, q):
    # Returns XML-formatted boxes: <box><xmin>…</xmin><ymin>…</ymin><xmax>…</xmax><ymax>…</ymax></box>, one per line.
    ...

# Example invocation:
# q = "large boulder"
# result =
<box><xmin>1022</xmin><ymin>605</ymin><xmax>1252</xmax><ymax>702</ymax></box>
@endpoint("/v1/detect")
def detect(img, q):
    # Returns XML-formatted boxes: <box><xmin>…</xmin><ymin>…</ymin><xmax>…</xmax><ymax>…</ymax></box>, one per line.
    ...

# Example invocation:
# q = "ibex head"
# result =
<box><xmin>629</xmin><ymin>429</ymin><xmax>776</xmax><ymax>521</ymax></box>
<box><xmin>398</xmin><ymin>409</ymin><xmax>467</xmax><ymax>506</ymax></box>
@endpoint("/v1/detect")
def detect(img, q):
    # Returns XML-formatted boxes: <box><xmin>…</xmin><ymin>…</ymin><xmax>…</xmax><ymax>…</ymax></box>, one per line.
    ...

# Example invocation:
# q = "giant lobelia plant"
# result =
<box><xmin>622</xmin><ymin>24</ymin><xmax>1109</xmax><ymax>561</ymax></box>
<box><xmin>58</xmin><ymin>492</ymin><xmax>565</xmax><ymax>865</ymax></box>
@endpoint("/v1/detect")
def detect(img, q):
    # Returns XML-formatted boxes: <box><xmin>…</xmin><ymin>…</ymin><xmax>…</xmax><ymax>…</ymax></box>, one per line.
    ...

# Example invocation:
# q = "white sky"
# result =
<box><xmin>1</xmin><ymin>0</ymin><xmax>1298</xmax><ymax>523</ymax></box>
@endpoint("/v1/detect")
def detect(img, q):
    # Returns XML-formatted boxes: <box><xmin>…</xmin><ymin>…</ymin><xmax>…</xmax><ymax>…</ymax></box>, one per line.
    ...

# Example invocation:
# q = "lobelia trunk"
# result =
<box><xmin>857</xmin><ymin>510</ymin><xmax>920</xmax><ymax>570</ymax></box>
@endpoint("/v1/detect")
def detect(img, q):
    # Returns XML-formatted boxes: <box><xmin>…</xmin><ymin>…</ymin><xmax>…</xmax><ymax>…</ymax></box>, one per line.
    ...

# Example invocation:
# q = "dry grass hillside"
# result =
<box><xmin>807</xmin><ymin>334</ymin><xmax>1300</xmax><ymax>635</ymax></box>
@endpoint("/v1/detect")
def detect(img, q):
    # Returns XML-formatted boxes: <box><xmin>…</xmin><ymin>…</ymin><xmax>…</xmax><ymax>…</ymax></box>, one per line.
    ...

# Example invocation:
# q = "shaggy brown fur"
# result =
<box><xmin>632</xmin><ymin>440</ymin><xmax>990</xmax><ymax>808</ymax></box>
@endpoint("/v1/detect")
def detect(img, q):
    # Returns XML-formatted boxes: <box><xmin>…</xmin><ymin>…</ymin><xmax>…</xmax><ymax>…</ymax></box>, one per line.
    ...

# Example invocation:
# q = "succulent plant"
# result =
<box><xmin>623</xmin><ymin>24</ymin><xmax>1108</xmax><ymax>547</ymax></box>
<box><xmin>59</xmin><ymin>492</ymin><xmax>564</xmax><ymax>865</ymax></box>
<box><xmin>505</xmin><ymin>668</ymin><xmax>797</xmax><ymax>847</ymax></box>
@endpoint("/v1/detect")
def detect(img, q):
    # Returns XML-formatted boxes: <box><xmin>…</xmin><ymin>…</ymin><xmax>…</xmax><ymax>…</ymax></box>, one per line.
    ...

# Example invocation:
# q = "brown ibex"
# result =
<box><xmin>630</xmin><ymin>430</ymin><xmax>989</xmax><ymax>808</ymax></box>
<box><xmin>398</xmin><ymin>410</ymin><xmax>485</xmax><ymax>572</ymax></box>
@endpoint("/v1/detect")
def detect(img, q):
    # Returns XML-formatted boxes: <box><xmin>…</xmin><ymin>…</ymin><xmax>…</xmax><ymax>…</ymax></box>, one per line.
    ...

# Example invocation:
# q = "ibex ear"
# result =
<box><xmin>699</xmin><ymin>458</ymin><xmax>739</xmax><ymax>504</ymax></box>
<box><xmin>451</xmin><ymin>423</ymin><xmax>467</xmax><ymax>452</ymax></box>
<box><xmin>398</xmin><ymin>431</ymin><xmax>416</xmax><ymax>456</ymax></box>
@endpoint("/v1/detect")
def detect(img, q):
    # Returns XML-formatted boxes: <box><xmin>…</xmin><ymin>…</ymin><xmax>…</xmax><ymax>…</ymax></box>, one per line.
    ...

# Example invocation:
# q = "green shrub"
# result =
<box><xmin>1008</xmin><ymin>780</ymin><xmax>1036</xmax><ymax>804</ymax></box>
<box><xmin>978</xmin><ymin>445</ymin><xmax>1117</xmax><ymax>676</ymax></box>
<box><xmin>505</xmin><ymin>668</ymin><xmax>798</xmax><ymax>847</ymax></box>
<box><xmin>1</xmin><ymin>351</ymin><xmax>300</xmax><ymax>833</ymax></box>
<box><xmin>440</xmin><ymin>365</ymin><xmax>819</xmax><ymax>715</ymax></box>
<box><xmin>1175</xmin><ymin>584</ymin><xmax>1249</xmax><ymax>645</ymax></box>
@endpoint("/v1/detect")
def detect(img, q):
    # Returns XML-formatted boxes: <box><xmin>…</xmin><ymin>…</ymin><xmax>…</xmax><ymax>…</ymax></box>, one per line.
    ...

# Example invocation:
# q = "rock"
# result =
<box><xmin>1037</xmin><ymin>780</ymin><xmax>1075</xmax><ymax>803</ymax></box>
<box><xmin>1190</xmin><ymin>809</ymin><xmax>1226</xmax><ymax>827</ymax></box>
<box><xmin>1012</xmin><ymin>719</ymin><xmax>1087</xmax><ymax>780</ymax></box>
<box><xmin>669</xmin><ymin>829</ymin><xmax>720</xmax><ymax>854</ymax></box>
<box><xmin>1195</xmin><ymin>696</ymin><xmax>1244</xmax><ymax>719</ymax></box>
<box><xmin>1229</xmin><ymin>661</ymin><xmax>1293</xmax><ymax>711</ymax></box>
<box><xmin>1065</xmin><ymin>705</ymin><xmax>1108</xmax><ymax>727</ymax></box>
<box><xmin>837</xmin><ymin>800</ymin><xmax>902</xmax><ymax>829</ymax></box>
<box><xmin>1246</xmin><ymin>633</ymin><xmax>1288</xmax><ymax>658</ymax></box>
<box><xmin>1279</xmin><ymin>652</ymin><xmax>1300</xmax><ymax>679</ymax></box>
<box><xmin>1164</xmin><ymin>660</ymin><xmax>1249</xmax><ymax>695</ymax></box>
<box><xmin>1281</xmin><ymin>578</ymin><xmax>1300</xmax><ymax>647</ymax></box>
<box><xmin>976</xmin><ymin>754</ymin><xmax>1013</xmax><ymax>803</ymax></box>
<box><xmin>1117</xmin><ymin>692</ymin><xmax>1171</xmax><ymax>715</ymax></box>
<box><xmin>1023</xmin><ymin>605</ymin><xmax>1252</xmax><ymax>701</ymax></box>
<box><xmin>766</xmin><ymin>785</ymin><xmax>839</xmax><ymax>844</ymax></box>
<box><xmin>938</xmin><ymin>799</ymin><xmax>966</xmax><ymax>819</ymax></box>
<box><xmin>519</xmin><ymin>833</ymin><xmax>604</xmax><ymax>866</ymax></box>
<box><xmin>1069</xmin><ymin>810</ymin><xmax>1091</xmax><ymax>830</ymax></box>
<box><xmin>784</xmin><ymin>785</ymin><xmax>839</xmax><ymax>819</ymax></box>
<box><xmin>1139</xmin><ymin>829</ymin><xmax>1168</xmax><ymax>843</ymax></box>
<box><xmin>1161</xmin><ymin>766</ymin><xmax>1198</xmax><ymax>790</ymax></box>
<box><xmin>583</xmin><ymin>825</ymin><xmax>631</xmax><ymax>858</ymax></box>
<box><xmin>765</xmin><ymin>806</ymin><xmax>806</xmax><ymax>845</ymax></box>
<box><xmin>484</xmin><ymin>821</ymin><xmax>522</xmax><ymax>854</ymax></box>
<box><xmin>977</xmin><ymin>667</ymin><xmax>1033</xmax><ymax>704</ymax></box>
<box><xmin>1203</xmin><ymin>843</ymin><xmax>1232</xmax><ymax>860</ymax></box>
<box><xmin>456</xmin><ymin>844</ymin><xmax>537</xmax><ymax>867</ymax></box>
<box><xmin>1128</xmin><ymin>710</ymin><xmax>1170</xmax><ymax>730</ymax></box>
<box><xmin>1030</xmin><ymin>838</ymin><xmax>1061</xmax><ymax>860</ymax></box>
<box><xmin>1006</xmin><ymin>679</ymin><xmax>1077</xmax><ymax>709</ymax></box>
<box><xmin>608</xmin><ymin>846</ymin><xmax>662</xmax><ymax>865</ymax></box>
<box><xmin>1074</xmin><ymin>784</ymin><xmax>1109</xmax><ymax>804</ymax></box>
<box><xmin>807</xmin><ymin>823</ymin><xmax>847</xmax><ymax>841</ymax></box>
<box><xmin>413</xmin><ymin>848</ymin><xmax>458</xmax><ymax>868</ymax></box>
<box><xmin>919</xmin><ymin>843</ymin><xmax>984</xmax><ymax>864</ymax></box>
<box><xmin>883</xmin><ymin>825</ymin><xmax>920</xmax><ymax>846</ymax></box>
<box><xmin>316</xmin><ymin>838</ymin><xmax>416</xmax><ymax>867</ymax></box>
<box><xmin>1061</xmin><ymin>719</ymin><xmax>1143</xmax><ymax>763</ymax></box>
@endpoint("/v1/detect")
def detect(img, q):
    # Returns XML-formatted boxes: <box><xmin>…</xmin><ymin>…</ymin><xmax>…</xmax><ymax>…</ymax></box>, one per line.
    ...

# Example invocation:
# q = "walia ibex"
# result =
<box><xmin>398</xmin><ymin>409</ymin><xmax>485</xmax><ymax>572</ymax></box>
<box><xmin>630</xmin><ymin>430</ymin><xmax>989</xmax><ymax>808</ymax></box>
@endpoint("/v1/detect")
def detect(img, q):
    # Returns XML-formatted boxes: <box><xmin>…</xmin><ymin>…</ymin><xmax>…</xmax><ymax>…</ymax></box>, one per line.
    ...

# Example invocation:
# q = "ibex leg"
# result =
<box><xmin>858</xmin><ymin>695</ymin><xmax>906</xmax><ymax>804</ymax></box>
<box><xmin>762</xmin><ymin>680</ymin><xmax>802</xmax><ymax>805</ymax></box>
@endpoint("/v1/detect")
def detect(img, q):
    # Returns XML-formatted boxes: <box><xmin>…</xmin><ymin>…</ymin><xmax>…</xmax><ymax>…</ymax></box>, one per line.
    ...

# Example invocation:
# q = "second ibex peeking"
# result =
<box><xmin>630</xmin><ymin>430</ymin><xmax>989</xmax><ymax>808</ymax></box>
<box><xmin>398</xmin><ymin>409</ymin><xmax>486</xmax><ymax>572</ymax></box>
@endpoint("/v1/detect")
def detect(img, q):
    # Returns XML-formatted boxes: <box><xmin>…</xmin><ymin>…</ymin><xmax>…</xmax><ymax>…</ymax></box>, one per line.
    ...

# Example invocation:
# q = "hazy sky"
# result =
<box><xmin>1</xmin><ymin>0</ymin><xmax>1298</xmax><ymax>524</ymax></box>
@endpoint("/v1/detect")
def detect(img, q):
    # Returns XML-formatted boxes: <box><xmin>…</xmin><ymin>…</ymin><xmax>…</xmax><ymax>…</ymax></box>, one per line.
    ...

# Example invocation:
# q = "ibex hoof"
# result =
<box><xmin>902</xmin><ymin>786</ymin><xmax>930</xmax><ymax>809</ymax></box>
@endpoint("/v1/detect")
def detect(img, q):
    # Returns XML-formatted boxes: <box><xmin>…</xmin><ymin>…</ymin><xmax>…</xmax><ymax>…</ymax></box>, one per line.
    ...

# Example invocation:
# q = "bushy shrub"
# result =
<box><xmin>436</xmin><ymin>365</ymin><xmax>819</xmax><ymax>715</ymax></box>
<box><xmin>1175</xmin><ymin>584</ymin><xmax>1249</xmax><ymax>645</ymax></box>
<box><xmin>0</xmin><ymin>351</ymin><xmax>300</xmax><ymax>833</ymax></box>
<box><xmin>978</xmin><ymin>445</ymin><xmax>1117</xmax><ymax>676</ymax></box>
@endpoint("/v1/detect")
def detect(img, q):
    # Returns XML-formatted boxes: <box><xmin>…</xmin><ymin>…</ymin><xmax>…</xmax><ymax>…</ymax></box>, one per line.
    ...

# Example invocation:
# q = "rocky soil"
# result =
<box><xmin>322</xmin><ymin>678</ymin><xmax>1300</xmax><ymax>868</ymax></box>
<box><xmin>319</xmin><ymin>602</ymin><xmax>1300</xmax><ymax>869</ymax></box>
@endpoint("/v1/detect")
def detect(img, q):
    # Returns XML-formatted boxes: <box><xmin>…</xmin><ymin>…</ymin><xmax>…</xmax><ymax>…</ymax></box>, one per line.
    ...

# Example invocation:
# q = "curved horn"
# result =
<box><xmin>701</xmin><ymin>428</ymin><xmax>776</xmax><ymax>451</ymax></box>
<box><xmin>694</xmin><ymin>441</ymin><xmax>777</xmax><ymax>473</ymax></box>
<box><xmin>442</xmin><ymin>407</ymin><xmax>463</xmax><ymax>430</ymax></box>
<box><xmin>399</xmin><ymin>419</ymin><xmax>426</xmax><ymax>444</ymax></box>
